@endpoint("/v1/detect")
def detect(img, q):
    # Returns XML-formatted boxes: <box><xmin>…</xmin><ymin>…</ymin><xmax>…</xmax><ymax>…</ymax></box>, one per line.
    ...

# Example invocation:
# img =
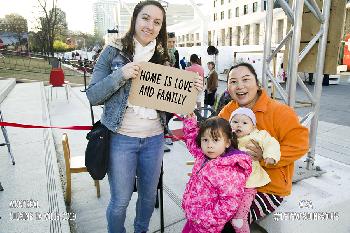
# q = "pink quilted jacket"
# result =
<box><xmin>182</xmin><ymin>118</ymin><xmax>252</xmax><ymax>233</ymax></box>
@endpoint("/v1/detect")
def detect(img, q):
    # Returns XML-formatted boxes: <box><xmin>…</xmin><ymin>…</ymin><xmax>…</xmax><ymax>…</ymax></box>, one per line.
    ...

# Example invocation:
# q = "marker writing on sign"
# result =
<box><xmin>139</xmin><ymin>70</ymin><xmax>162</xmax><ymax>84</ymax></box>
<box><xmin>156</xmin><ymin>89</ymin><xmax>187</xmax><ymax>105</ymax></box>
<box><xmin>138</xmin><ymin>85</ymin><xmax>187</xmax><ymax>105</ymax></box>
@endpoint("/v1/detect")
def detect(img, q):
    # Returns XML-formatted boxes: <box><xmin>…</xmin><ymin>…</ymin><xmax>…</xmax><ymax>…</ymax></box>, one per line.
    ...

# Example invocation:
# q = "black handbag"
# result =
<box><xmin>85</xmin><ymin>120</ymin><xmax>110</xmax><ymax>180</ymax></box>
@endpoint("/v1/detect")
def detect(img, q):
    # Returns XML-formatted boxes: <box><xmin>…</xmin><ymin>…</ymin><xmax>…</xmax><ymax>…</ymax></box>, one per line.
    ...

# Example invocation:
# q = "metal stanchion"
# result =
<box><xmin>0</xmin><ymin>110</ymin><xmax>15</xmax><ymax>165</ymax></box>
<box><xmin>80</xmin><ymin>67</ymin><xmax>87</xmax><ymax>93</ymax></box>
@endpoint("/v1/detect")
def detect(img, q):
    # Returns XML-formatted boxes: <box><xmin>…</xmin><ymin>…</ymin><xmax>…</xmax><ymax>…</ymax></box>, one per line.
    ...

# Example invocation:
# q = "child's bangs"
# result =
<box><xmin>207</xmin><ymin>126</ymin><xmax>223</xmax><ymax>140</ymax></box>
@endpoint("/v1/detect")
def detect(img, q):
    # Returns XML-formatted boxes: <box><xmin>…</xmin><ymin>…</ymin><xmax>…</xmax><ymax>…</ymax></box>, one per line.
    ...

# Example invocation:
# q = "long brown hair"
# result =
<box><xmin>121</xmin><ymin>0</ymin><xmax>168</xmax><ymax>63</ymax></box>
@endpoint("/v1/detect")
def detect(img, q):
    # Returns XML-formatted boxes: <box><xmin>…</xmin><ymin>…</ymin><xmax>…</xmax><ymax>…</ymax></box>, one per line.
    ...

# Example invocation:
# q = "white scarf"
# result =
<box><xmin>127</xmin><ymin>38</ymin><xmax>158</xmax><ymax>119</ymax></box>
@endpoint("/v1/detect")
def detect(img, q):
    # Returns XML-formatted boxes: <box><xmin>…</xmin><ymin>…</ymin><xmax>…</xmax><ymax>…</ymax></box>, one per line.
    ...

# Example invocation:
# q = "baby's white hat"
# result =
<box><xmin>230</xmin><ymin>107</ymin><xmax>256</xmax><ymax>126</ymax></box>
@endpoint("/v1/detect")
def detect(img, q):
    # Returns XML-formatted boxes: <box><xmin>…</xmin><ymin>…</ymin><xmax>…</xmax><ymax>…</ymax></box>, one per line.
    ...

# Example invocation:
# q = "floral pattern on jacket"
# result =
<box><xmin>182</xmin><ymin>117</ymin><xmax>252</xmax><ymax>233</ymax></box>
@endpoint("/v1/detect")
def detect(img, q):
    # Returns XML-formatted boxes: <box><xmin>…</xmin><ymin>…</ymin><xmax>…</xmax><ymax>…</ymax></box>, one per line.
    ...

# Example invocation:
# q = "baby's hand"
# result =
<box><xmin>264</xmin><ymin>158</ymin><xmax>276</xmax><ymax>165</ymax></box>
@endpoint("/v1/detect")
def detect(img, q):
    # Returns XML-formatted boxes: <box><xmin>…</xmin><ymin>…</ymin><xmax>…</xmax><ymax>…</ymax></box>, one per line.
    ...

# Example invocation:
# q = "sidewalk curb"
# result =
<box><xmin>0</xmin><ymin>78</ymin><xmax>15</xmax><ymax>104</ymax></box>
<box><xmin>40</xmin><ymin>83</ymin><xmax>71</xmax><ymax>233</ymax></box>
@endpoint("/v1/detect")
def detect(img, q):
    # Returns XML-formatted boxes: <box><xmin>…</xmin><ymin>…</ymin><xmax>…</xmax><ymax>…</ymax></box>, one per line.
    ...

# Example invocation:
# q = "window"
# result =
<box><xmin>221</xmin><ymin>11</ymin><xmax>224</xmax><ymax>20</ymax></box>
<box><xmin>253</xmin><ymin>2</ymin><xmax>258</xmax><ymax>12</ymax></box>
<box><xmin>196</xmin><ymin>33</ymin><xmax>199</xmax><ymax>40</ymax></box>
<box><xmin>235</xmin><ymin>7</ymin><xmax>239</xmax><ymax>17</ymax></box>
<box><xmin>228</xmin><ymin>9</ymin><xmax>232</xmax><ymax>19</ymax></box>
<box><xmin>244</xmin><ymin>5</ymin><xmax>248</xmax><ymax>15</ymax></box>
<box><xmin>214</xmin><ymin>13</ymin><xmax>217</xmax><ymax>21</ymax></box>
<box><xmin>236</xmin><ymin>26</ymin><xmax>241</xmax><ymax>46</ymax></box>
<box><xmin>221</xmin><ymin>29</ymin><xmax>225</xmax><ymax>46</ymax></box>
<box><xmin>243</xmin><ymin>25</ymin><xmax>250</xmax><ymax>45</ymax></box>
<box><xmin>221</xmin><ymin>0</ymin><xmax>224</xmax><ymax>5</ymax></box>
<box><xmin>208</xmin><ymin>31</ymin><xmax>212</xmax><ymax>46</ymax></box>
<box><xmin>263</xmin><ymin>0</ymin><xmax>267</xmax><ymax>10</ymax></box>
<box><xmin>214</xmin><ymin>0</ymin><xmax>216</xmax><ymax>7</ymax></box>
<box><xmin>277</xmin><ymin>19</ymin><xmax>284</xmax><ymax>43</ymax></box>
<box><xmin>254</xmin><ymin>23</ymin><xmax>260</xmax><ymax>44</ymax></box>
<box><xmin>228</xmin><ymin>27</ymin><xmax>232</xmax><ymax>46</ymax></box>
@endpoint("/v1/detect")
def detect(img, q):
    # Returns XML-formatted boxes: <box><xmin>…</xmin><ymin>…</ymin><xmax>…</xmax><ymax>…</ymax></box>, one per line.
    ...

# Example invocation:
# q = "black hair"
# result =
<box><xmin>121</xmin><ymin>0</ymin><xmax>168</xmax><ymax>63</ymax></box>
<box><xmin>168</xmin><ymin>32</ymin><xmax>175</xmax><ymax>38</ymax></box>
<box><xmin>190</xmin><ymin>54</ymin><xmax>200</xmax><ymax>64</ymax></box>
<box><xmin>226</xmin><ymin>62</ymin><xmax>259</xmax><ymax>85</ymax></box>
<box><xmin>195</xmin><ymin>116</ymin><xmax>238</xmax><ymax>150</ymax></box>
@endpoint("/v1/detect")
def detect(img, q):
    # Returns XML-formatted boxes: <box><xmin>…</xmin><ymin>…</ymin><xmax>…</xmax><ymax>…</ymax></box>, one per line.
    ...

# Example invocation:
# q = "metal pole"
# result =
<box><xmin>81</xmin><ymin>67</ymin><xmax>87</xmax><ymax>93</ymax></box>
<box><xmin>286</xmin><ymin>0</ymin><xmax>305</xmax><ymax>107</ymax></box>
<box><xmin>307</xmin><ymin>0</ymin><xmax>332</xmax><ymax>169</ymax></box>
<box><xmin>262</xmin><ymin>0</ymin><xmax>274</xmax><ymax>89</ymax></box>
<box><xmin>159</xmin><ymin>163</ymin><xmax>164</xmax><ymax>233</ymax></box>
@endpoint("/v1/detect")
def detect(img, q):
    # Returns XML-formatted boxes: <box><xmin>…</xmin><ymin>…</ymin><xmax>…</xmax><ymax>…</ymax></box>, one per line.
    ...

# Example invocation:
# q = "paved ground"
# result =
<box><xmin>0</xmin><ymin>77</ymin><xmax>349</xmax><ymax>233</ymax></box>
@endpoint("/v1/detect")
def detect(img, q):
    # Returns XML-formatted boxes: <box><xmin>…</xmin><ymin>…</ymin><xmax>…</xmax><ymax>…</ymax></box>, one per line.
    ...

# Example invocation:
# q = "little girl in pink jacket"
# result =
<box><xmin>182</xmin><ymin>116</ymin><xmax>252</xmax><ymax>233</ymax></box>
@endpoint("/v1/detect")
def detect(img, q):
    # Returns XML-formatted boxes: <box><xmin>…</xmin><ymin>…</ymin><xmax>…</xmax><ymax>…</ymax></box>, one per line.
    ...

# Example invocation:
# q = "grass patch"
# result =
<box><xmin>0</xmin><ymin>55</ymin><xmax>90</xmax><ymax>85</ymax></box>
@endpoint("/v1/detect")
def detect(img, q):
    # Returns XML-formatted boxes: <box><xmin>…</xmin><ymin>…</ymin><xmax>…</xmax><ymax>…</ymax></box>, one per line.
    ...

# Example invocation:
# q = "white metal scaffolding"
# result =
<box><xmin>262</xmin><ymin>0</ymin><xmax>332</xmax><ymax>180</ymax></box>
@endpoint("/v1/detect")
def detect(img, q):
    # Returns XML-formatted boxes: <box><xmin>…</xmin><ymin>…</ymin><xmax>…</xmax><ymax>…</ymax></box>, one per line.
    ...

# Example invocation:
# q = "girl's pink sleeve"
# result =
<box><xmin>183</xmin><ymin>117</ymin><xmax>204</xmax><ymax>159</ymax></box>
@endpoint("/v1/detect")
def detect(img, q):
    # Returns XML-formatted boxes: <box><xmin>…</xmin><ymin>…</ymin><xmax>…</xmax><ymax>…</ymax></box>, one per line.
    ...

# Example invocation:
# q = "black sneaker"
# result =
<box><xmin>164</xmin><ymin>146</ymin><xmax>171</xmax><ymax>153</ymax></box>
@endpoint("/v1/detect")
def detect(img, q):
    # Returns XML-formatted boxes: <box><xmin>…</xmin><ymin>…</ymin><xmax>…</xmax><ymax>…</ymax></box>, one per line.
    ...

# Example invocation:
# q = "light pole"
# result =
<box><xmin>76</xmin><ymin>38</ymin><xmax>87</xmax><ymax>59</ymax></box>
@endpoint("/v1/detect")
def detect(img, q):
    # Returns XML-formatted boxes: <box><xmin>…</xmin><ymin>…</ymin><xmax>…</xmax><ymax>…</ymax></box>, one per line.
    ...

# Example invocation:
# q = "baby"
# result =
<box><xmin>228</xmin><ymin>107</ymin><xmax>281</xmax><ymax>232</ymax></box>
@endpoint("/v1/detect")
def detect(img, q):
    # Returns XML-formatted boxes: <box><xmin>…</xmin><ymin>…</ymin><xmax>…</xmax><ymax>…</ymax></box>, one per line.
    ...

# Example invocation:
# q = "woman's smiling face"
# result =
<box><xmin>134</xmin><ymin>5</ymin><xmax>163</xmax><ymax>46</ymax></box>
<box><xmin>227</xmin><ymin>66</ymin><xmax>259</xmax><ymax>108</ymax></box>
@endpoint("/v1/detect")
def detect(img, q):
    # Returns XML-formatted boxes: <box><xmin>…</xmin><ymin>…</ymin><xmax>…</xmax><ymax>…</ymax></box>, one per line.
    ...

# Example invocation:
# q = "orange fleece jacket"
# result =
<box><xmin>219</xmin><ymin>90</ymin><xmax>309</xmax><ymax>196</ymax></box>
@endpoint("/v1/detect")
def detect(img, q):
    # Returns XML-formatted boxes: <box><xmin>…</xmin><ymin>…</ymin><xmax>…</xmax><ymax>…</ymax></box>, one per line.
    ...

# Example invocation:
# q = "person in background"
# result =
<box><xmin>163</xmin><ymin>32</ymin><xmax>180</xmax><ymax>151</ymax></box>
<box><xmin>186</xmin><ymin>54</ymin><xmax>205</xmax><ymax>109</ymax></box>
<box><xmin>167</xmin><ymin>32</ymin><xmax>179</xmax><ymax>68</ymax></box>
<box><xmin>215</xmin><ymin>89</ymin><xmax>232</xmax><ymax>114</ymax></box>
<box><xmin>86</xmin><ymin>1</ymin><xmax>204</xmax><ymax>232</ymax></box>
<box><xmin>204</xmin><ymin>61</ymin><xmax>218</xmax><ymax>117</ymax></box>
<box><xmin>180</xmin><ymin>57</ymin><xmax>187</xmax><ymax>69</ymax></box>
<box><xmin>219</xmin><ymin>62</ymin><xmax>309</xmax><ymax>231</ymax></box>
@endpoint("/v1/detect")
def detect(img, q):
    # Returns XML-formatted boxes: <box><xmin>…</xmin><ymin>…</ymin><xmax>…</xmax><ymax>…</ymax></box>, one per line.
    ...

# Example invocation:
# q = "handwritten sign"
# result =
<box><xmin>128</xmin><ymin>62</ymin><xmax>198</xmax><ymax>114</ymax></box>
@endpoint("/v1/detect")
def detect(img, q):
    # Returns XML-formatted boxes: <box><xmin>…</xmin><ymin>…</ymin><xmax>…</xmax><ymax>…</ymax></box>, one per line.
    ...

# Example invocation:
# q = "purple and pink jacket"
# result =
<box><xmin>182</xmin><ymin>118</ymin><xmax>252</xmax><ymax>233</ymax></box>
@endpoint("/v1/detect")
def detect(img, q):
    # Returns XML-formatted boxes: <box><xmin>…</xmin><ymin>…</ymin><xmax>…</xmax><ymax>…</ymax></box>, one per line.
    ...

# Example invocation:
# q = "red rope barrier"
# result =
<box><xmin>0</xmin><ymin>121</ymin><xmax>92</xmax><ymax>130</ymax></box>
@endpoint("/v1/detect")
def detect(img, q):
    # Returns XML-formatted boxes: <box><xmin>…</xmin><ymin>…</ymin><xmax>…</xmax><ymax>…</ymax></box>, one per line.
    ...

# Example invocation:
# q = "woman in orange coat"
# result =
<box><xmin>219</xmin><ymin>63</ymin><xmax>309</xmax><ymax>228</ymax></box>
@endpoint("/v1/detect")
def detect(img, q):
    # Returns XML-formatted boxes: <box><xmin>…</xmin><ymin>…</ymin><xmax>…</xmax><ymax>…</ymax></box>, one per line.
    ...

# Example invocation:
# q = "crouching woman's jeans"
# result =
<box><xmin>106</xmin><ymin>133</ymin><xmax>164</xmax><ymax>233</ymax></box>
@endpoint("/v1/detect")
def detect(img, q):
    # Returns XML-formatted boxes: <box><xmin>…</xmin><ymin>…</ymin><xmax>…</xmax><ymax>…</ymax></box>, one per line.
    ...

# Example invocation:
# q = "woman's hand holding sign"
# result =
<box><xmin>193</xmin><ymin>73</ymin><xmax>204</xmax><ymax>92</ymax></box>
<box><xmin>122</xmin><ymin>62</ymin><xmax>140</xmax><ymax>80</ymax></box>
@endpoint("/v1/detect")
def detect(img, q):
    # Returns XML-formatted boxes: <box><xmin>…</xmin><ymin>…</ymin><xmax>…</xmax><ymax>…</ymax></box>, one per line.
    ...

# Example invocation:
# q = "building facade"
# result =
<box><xmin>93</xmin><ymin>0</ymin><xmax>120</xmax><ymax>37</ymax></box>
<box><xmin>209</xmin><ymin>0</ymin><xmax>288</xmax><ymax>47</ymax></box>
<box><xmin>170</xmin><ymin>0</ymin><xmax>287</xmax><ymax>48</ymax></box>
<box><xmin>94</xmin><ymin>0</ymin><xmax>194</xmax><ymax>39</ymax></box>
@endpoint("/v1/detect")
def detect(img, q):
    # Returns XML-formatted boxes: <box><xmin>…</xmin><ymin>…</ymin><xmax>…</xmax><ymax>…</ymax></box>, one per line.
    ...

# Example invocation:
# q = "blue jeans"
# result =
<box><xmin>106</xmin><ymin>133</ymin><xmax>164</xmax><ymax>233</ymax></box>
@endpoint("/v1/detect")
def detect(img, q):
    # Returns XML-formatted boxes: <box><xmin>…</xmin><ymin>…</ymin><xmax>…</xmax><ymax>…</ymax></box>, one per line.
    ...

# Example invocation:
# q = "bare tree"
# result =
<box><xmin>36</xmin><ymin>0</ymin><xmax>61</xmax><ymax>56</ymax></box>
